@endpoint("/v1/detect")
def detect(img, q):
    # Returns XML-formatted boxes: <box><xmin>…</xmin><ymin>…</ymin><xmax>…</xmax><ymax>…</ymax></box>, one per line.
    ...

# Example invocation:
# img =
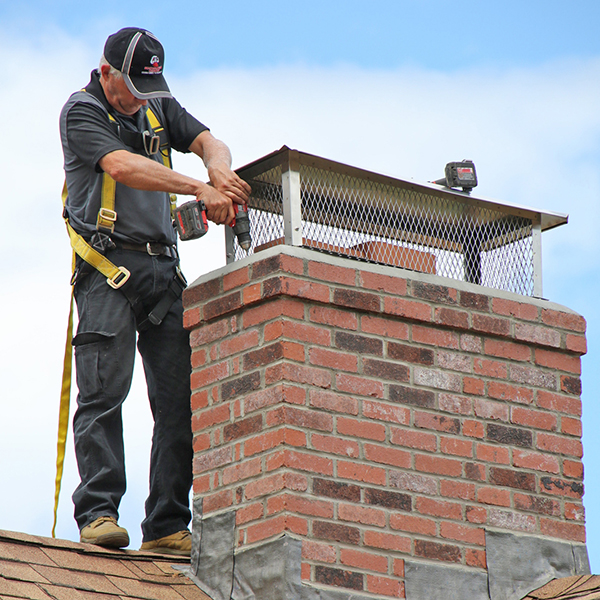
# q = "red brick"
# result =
<box><xmin>384</xmin><ymin>297</ymin><xmax>432</xmax><ymax>322</ymax></box>
<box><xmin>565</xmin><ymin>502</ymin><xmax>585</xmax><ymax>522</ymax></box>
<box><xmin>540</xmin><ymin>476</ymin><xmax>584</xmax><ymax>499</ymax></box>
<box><xmin>360</xmin><ymin>271</ymin><xmax>408</xmax><ymax>295</ymax></box>
<box><xmin>463</xmin><ymin>377</ymin><xmax>485</xmax><ymax>396</ymax></box>
<box><xmin>414</xmin><ymin>412</ymin><xmax>460</xmax><ymax>434</ymax></box>
<box><xmin>312</xmin><ymin>434</ymin><xmax>360</xmax><ymax>459</ymax></box>
<box><xmin>244</xmin><ymin>386</ymin><xmax>284</xmax><ymax>413</ymax></box>
<box><xmin>191</xmin><ymin>348</ymin><xmax>207</xmax><ymax>369</ymax></box>
<box><xmin>183</xmin><ymin>306</ymin><xmax>201</xmax><ymax>329</ymax></box>
<box><xmin>285</xmin><ymin>494</ymin><xmax>335</xmax><ymax>518</ymax></box>
<box><xmin>336</xmin><ymin>373</ymin><xmax>384</xmax><ymax>398</ymax></box>
<box><xmin>313</xmin><ymin>520</ymin><xmax>360</xmax><ymax>545</ymax></box>
<box><xmin>511</xmin><ymin>407</ymin><xmax>557</xmax><ymax>431</ymax></box>
<box><xmin>364</xmin><ymin>530</ymin><xmax>411</xmax><ymax>553</ymax></box>
<box><xmin>334</xmin><ymin>288</ymin><xmax>381</xmax><ymax>313</ymax></box>
<box><xmin>563</xmin><ymin>460</ymin><xmax>584</xmax><ymax>480</ymax></box>
<box><xmin>309</xmin><ymin>390</ymin><xmax>359</xmax><ymax>415</ymax></box>
<box><xmin>510</xmin><ymin>364</ymin><xmax>557</xmax><ymax>390</ymax></box>
<box><xmin>440</xmin><ymin>522</ymin><xmax>485</xmax><ymax>545</ymax></box>
<box><xmin>489</xmin><ymin>467</ymin><xmax>536</xmax><ymax>491</ymax></box>
<box><xmin>491</xmin><ymin>298</ymin><xmax>538</xmax><ymax>321</ymax></box>
<box><xmin>282</xmin><ymin>320</ymin><xmax>331</xmax><ymax>346</ymax></box>
<box><xmin>340</xmin><ymin>548</ymin><xmax>388</xmax><ymax>573</ymax></box>
<box><xmin>363</xmin><ymin>359</ymin><xmax>410</xmax><ymax>382</ymax></box>
<box><xmin>309</xmin><ymin>305</ymin><xmax>358</xmax><ymax>330</ymax></box>
<box><xmin>388</xmin><ymin>342</ymin><xmax>434</xmax><ymax>365</ymax></box>
<box><xmin>513</xmin><ymin>449</ymin><xmax>560</xmax><ymax>474</ymax></box>
<box><xmin>204</xmin><ymin>489</ymin><xmax>233</xmax><ymax>514</ymax></box>
<box><xmin>477</xmin><ymin>486</ymin><xmax>511</xmax><ymax>507</ymax></box>
<box><xmin>473</xmin><ymin>358</ymin><xmax>508</xmax><ymax>379</ymax></box>
<box><xmin>308</xmin><ymin>260</ymin><xmax>356</xmax><ymax>286</ymax></box>
<box><xmin>282</xmin><ymin>450</ymin><xmax>334</xmax><ymax>476</ymax></box>
<box><xmin>435</xmin><ymin>307</ymin><xmax>470</xmax><ymax>329</ymax></box>
<box><xmin>414</xmin><ymin>540</ymin><xmax>461</xmax><ymax>563</ymax></box>
<box><xmin>466</xmin><ymin>506</ymin><xmax>487</xmax><ymax>524</ymax></box>
<box><xmin>192</xmin><ymin>404</ymin><xmax>230</xmax><ymax>430</ymax></box>
<box><xmin>236</xmin><ymin>502</ymin><xmax>264</xmax><ymax>525</ymax></box>
<box><xmin>223</xmin><ymin>458</ymin><xmax>262</xmax><ymax>485</ymax></box>
<box><xmin>245</xmin><ymin>473</ymin><xmax>285</xmax><ymax>499</ymax></box>
<box><xmin>561</xmin><ymin>417</ymin><xmax>582</xmax><ymax>437</ymax></box>
<box><xmin>361</xmin><ymin>315</ymin><xmax>409</xmax><ymax>339</ymax></box>
<box><xmin>488</xmin><ymin>382</ymin><xmax>534</xmax><ymax>405</ymax></box>
<box><xmin>474</xmin><ymin>399</ymin><xmax>509</xmax><ymax>422</ymax></box>
<box><xmin>183</xmin><ymin>277</ymin><xmax>221</xmax><ymax>308</ymax></box>
<box><xmin>415</xmin><ymin>368</ymin><xmax>462</xmax><ymax>392</ymax></box>
<box><xmin>339</xmin><ymin>503</ymin><xmax>386</xmax><ymax>527</ymax></box>
<box><xmin>515</xmin><ymin>323</ymin><xmax>561</xmax><ymax>348</ymax></box>
<box><xmin>193</xmin><ymin>432</ymin><xmax>210</xmax><ymax>453</ymax></box>
<box><xmin>440</xmin><ymin>437</ymin><xmax>473</xmax><ymax>458</ymax></box>
<box><xmin>338</xmin><ymin>417</ymin><xmax>386</xmax><ymax>441</ymax></box>
<box><xmin>389</xmin><ymin>471</ymin><xmax>438</xmax><ymax>495</ymax></box>
<box><xmin>191</xmin><ymin>361</ymin><xmax>230</xmax><ymax>389</ymax></box>
<box><xmin>472</xmin><ymin>314</ymin><xmax>511</xmax><ymax>336</ymax></box>
<box><xmin>243</xmin><ymin>282</ymin><xmax>262</xmax><ymax>305</ymax></box>
<box><xmin>441</xmin><ymin>479</ymin><xmax>476</xmax><ymax>501</ymax></box>
<box><xmin>287</xmin><ymin>515</ymin><xmax>309</xmax><ymax>536</ymax></box>
<box><xmin>476</xmin><ymin>443</ymin><xmax>510</xmax><ymax>464</ymax></box>
<box><xmin>415</xmin><ymin>454</ymin><xmax>462</xmax><ymax>477</ymax></box>
<box><xmin>484</xmin><ymin>339</ymin><xmax>531</xmax><ymax>362</ymax></box>
<box><xmin>537</xmin><ymin>391</ymin><xmax>581</xmax><ymax>416</ymax></box>
<box><xmin>412</xmin><ymin>281</ymin><xmax>457</xmax><ymax>304</ymax></box>
<box><xmin>246</xmin><ymin>515</ymin><xmax>287</xmax><ymax>544</ymax></box>
<box><xmin>439</xmin><ymin>394</ymin><xmax>473</xmax><ymax>415</ymax></box>
<box><xmin>250</xmin><ymin>253</ymin><xmax>304</xmax><ymax>279</ymax></box>
<box><xmin>561</xmin><ymin>375</ymin><xmax>582</xmax><ymax>396</ymax></box>
<box><xmin>313</xmin><ymin>478</ymin><xmax>361</xmax><ymax>502</ymax></box>
<box><xmin>302</xmin><ymin>539</ymin><xmax>336</xmax><ymax>563</ymax></box>
<box><xmin>223</xmin><ymin>266</ymin><xmax>250</xmax><ymax>291</ymax></box>
<box><xmin>363</xmin><ymin>400</ymin><xmax>410</xmax><ymax>425</ymax></box>
<box><xmin>224</xmin><ymin>414</ymin><xmax>263</xmax><ymax>442</ymax></box>
<box><xmin>566</xmin><ymin>334</ymin><xmax>587</xmax><ymax>354</ymax></box>
<box><xmin>461</xmin><ymin>334</ymin><xmax>483</xmax><ymax>354</ymax></box>
<box><xmin>466</xmin><ymin>549</ymin><xmax>487</xmax><ymax>569</ymax></box>
<box><xmin>366</xmin><ymin>575</ymin><xmax>404</xmax><ymax>598</ymax></box>
<box><xmin>266</xmin><ymin>363</ymin><xmax>331</xmax><ymax>389</ymax></box>
<box><xmin>244</xmin><ymin>429</ymin><xmax>284</xmax><ymax>457</ymax></box>
<box><xmin>463</xmin><ymin>420</ymin><xmax>485</xmax><ymax>439</ymax></box>
<box><xmin>412</xmin><ymin>325</ymin><xmax>459</xmax><ymax>349</ymax></box>
<box><xmin>514</xmin><ymin>493</ymin><xmax>561</xmax><ymax>517</ymax></box>
<box><xmin>540</xmin><ymin>518</ymin><xmax>586</xmax><ymax>543</ymax></box>
<box><xmin>541</xmin><ymin>309</ymin><xmax>586</xmax><ymax>333</ymax></box>
<box><xmin>315</xmin><ymin>566</ymin><xmax>363</xmax><ymax>591</ymax></box>
<box><xmin>390</xmin><ymin>513</ymin><xmax>437</xmax><ymax>536</ymax></box>
<box><xmin>309</xmin><ymin>347</ymin><xmax>358</xmax><ymax>372</ymax></box>
<box><xmin>338</xmin><ymin>461</ymin><xmax>387</xmax><ymax>485</ymax></box>
<box><xmin>364</xmin><ymin>443</ymin><xmax>412</xmax><ymax>469</ymax></box>
<box><xmin>460</xmin><ymin>291</ymin><xmax>490</xmax><ymax>312</ymax></box>
<box><xmin>203</xmin><ymin>291</ymin><xmax>242</xmax><ymax>321</ymax></box>
<box><xmin>464</xmin><ymin>462</ymin><xmax>486</xmax><ymax>481</ymax></box>
<box><xmin>535</xmin><ymin>349</ymin><xmax>581</xmax><ymax>374</ymax></box>
<box><xmin>277</xmin><ymin>276</ymin><xmax>331</xmax><ymax>303</ymax></box>
<box><xmin>282</xmin><ymin>405</ymin><xmax>333</xmax><ymax>432</ymax></box>
<box><xmin>390</xmin><ymin>427</ymin><xmax>437</xmax><ymax>452</ymax></box>
<box><xmin>243</xmin><ymin>298</ymin><xmax>304</xmax><ymax>328</ymax></box>
<box><xmin>437</xmin><ymin>351</ymin><xmax>471</xmax><ymax>373</ymax></box>
<box><xmin>416</xmin><ymin>497</ymin><xmax>462</xmax><ymax>520</ymax></box>
<box><xmin>191</xmin><ymin>390</ymin><xmax>209</xmax><ymax>412</ymax></box>
<box><xmin>537</xmin><ymin>433</ymin><xmax>583</xmax><ymax>458</ymax></box>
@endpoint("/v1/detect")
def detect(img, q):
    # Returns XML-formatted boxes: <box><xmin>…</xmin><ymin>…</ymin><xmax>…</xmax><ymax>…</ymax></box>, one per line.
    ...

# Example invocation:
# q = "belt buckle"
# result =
<box><xmin>146</xmin><ymin>242</ymin><xmax>162</xmax><ymax>256</ymax></box>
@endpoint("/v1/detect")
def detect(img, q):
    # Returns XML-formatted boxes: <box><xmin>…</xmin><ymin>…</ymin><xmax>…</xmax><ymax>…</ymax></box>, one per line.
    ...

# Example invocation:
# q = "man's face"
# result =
<box><xmin>101</xmin><ymin>66</ymin><xmax>147</xmax><ymax>116</ymax></box>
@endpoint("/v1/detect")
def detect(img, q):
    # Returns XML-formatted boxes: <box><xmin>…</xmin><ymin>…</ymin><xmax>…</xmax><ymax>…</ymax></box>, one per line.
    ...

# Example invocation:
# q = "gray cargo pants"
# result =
<box><xmin>71</xmin><ymin>247</ymin><xmax>192</xmax><ymax>543</ymax></box>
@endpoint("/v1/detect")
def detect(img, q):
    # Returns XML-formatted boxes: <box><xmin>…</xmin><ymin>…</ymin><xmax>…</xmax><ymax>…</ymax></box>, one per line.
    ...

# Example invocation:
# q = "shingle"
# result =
<box><xmin>0</xmin><ymin>558</ymin><xmax>51</xmax><ymax>584</ymax></box>
<box><xmin>39</xmin><ymin>584</ymin><xmax>122</xmax><ymax>600</ymax></box>
<box><xmin>42</xmin><ymin>547</ymin><xmax>137</xmax><ymax>578</ymax></box>
<box><xmin>0</xmin><ymin>576</ymin><xmax>52</xmax><ymax>600</ymax></box>
<box><xmin>173</xmin><ymin>583</ymin><xmax>214</xmax><ymax>600</ymax></box>
<box><xmin>0</xmin><ymin>541</ymin><xmax>57</xmax><ymax>566</ymax></box>
<box><xmin>526</xmin><ymin>576</ymin><xmax>600</xmax><ymax>600</ymax></box>
<box><xmin>31</xmin><ymin>565</ymin><xmax>123</xmax><ymax>595</ymax></box>
<box><xmin>107</xmin><ymin>575</ymin><xmax>188</xmax><ymax>600</ymax></box>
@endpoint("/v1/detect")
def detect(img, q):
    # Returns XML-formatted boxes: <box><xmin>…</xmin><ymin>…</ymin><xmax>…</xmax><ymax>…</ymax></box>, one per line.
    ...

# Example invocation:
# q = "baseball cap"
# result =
<box><xmin>104</xmin><ymin>27</ymin><xmax>172</xmax><ymax>100</ymax></box>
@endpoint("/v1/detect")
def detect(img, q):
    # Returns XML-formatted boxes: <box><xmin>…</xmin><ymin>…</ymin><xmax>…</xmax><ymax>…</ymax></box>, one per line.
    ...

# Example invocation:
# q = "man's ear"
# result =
<box><xmin>99</xmin><ymin>64</ymin><xmax>112</xmax><ymax>81</ymax></box>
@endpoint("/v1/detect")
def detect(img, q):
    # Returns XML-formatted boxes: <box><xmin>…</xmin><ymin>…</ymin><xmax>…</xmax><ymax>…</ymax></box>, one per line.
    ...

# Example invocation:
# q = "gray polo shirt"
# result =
<box><xmin>60</xmin><ymin>70</ymin><xmax>208</xmax><ymax>245</ymax></box>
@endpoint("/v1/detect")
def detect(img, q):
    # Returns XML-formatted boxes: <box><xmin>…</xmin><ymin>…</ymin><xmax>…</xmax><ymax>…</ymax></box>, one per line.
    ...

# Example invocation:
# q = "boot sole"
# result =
<box><xmin>140</xmin><ymin>546</ymin><xmax>190</xmax><ymax>556</ymax></box>
<box><xmin>81</xmin><ymin>532</ymin><xmax>130</xmax><ymax>549</ymax></box>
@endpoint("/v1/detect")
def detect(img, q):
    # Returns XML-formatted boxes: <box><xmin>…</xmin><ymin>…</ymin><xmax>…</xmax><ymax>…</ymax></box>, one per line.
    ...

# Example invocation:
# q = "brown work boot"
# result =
<box><xmin>140</xmin><ymin>530</ymin><xmax>191</xmax><ymax>556</ymax></box>
<box><xmin>80</xmin><ymin>516</ymin><xmax>130</xmax><ymax>549</ymax></box>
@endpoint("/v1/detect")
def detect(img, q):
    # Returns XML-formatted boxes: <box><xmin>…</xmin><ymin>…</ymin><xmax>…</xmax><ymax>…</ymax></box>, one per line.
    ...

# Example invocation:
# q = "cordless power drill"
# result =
<box><xmin>174</xmin><ymin>199</ymin><xmax>252</xmax><ymax>251</ymax></box>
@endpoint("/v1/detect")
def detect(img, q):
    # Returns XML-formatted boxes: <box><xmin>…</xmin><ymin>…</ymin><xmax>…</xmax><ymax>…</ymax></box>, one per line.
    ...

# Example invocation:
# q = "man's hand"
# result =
<box><xmin>208</xmin><ymin>165</ymin><xmax>251</xmax><ymax>207</ymax></box>
<box><xmin>195</xmin><ymin>183</ymin><xmax>233</xmax><ymax>225</ymax></box>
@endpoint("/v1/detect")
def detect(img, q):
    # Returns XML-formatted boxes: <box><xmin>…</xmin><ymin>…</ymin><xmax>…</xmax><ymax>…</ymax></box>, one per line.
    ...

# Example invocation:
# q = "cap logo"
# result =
<box><xmin>145</xmin><ymin>54</ymin><xmax>162</xmax><ymax>75</ymax></box>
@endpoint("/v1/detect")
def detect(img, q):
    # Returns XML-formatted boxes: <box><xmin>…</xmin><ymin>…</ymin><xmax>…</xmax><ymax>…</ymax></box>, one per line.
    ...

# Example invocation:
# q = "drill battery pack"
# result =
<box><xmin>174</xmin><ymin>200</ymin><xmax>208</xmax><ymax>241</ymax></box>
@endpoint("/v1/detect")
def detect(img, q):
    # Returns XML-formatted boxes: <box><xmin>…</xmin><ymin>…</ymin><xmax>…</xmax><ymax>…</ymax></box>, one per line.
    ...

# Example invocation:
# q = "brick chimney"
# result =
<box><xmin>182</xmin><ymin>245</ymin><xmax>588</xmax><ymax>600</ymax></box>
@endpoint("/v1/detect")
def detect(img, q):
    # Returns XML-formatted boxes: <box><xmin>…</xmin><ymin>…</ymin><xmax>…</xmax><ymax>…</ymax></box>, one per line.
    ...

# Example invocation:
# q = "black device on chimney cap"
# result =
<box><xmin>433</xmin><ymin>160</ymin><xmax>478</xmax><ymax>193</ymax></box>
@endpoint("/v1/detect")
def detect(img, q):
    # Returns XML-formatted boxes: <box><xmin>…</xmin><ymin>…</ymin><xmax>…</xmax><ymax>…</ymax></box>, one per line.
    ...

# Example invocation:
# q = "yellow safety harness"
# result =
<box><xmin>52</xmin><ymin>105</ymin><xmax>176</xmax><ymax>537</ymax></box>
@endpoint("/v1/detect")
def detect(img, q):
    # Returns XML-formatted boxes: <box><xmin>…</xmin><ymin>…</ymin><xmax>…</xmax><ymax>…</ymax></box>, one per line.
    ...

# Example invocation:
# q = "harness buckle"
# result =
<box><xmin>143</xmin><ymin>130</ymin><xmax>160</xmax><ymax>156</ymax></box>
<box><xmin>107</xmin><ymin>267</ymin><xmax>131</xmax><ymax>289</ymax></box>
<box><xmin>97</xmin><ymin>208</ymin><xmax>117</xmax><ymax>233</ymax></box>
<box><xmin>146</xmin><ymin>242</ymin><xmax>163</xmax><ymax>256</ymax></box>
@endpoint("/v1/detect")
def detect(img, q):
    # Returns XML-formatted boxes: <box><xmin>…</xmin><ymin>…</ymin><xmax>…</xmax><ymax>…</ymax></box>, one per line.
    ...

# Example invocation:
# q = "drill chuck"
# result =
<box><xmin>233</xmin><ymin>204</ymin><xmax>252</xmax><ymax>251</ymax></box>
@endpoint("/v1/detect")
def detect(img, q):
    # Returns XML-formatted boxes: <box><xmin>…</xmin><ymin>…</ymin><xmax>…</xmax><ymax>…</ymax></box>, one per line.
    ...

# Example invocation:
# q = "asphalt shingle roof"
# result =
<box><xmin>523</xmin><ymin>575</ymin><xmax>600</xmax><ymax>600</ymax></box>
<box><xmin>0</xmin><ymin>529</ymin><xmax>211</xmax><ymax>600</ymax></box>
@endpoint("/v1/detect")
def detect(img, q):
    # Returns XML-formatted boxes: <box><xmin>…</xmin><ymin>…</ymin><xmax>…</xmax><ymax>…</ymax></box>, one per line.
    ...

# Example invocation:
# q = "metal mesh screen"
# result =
<box><xmin>233</xmin><ymin>150</ymin><xmax>541</xmax><ymax>296</ymax></box>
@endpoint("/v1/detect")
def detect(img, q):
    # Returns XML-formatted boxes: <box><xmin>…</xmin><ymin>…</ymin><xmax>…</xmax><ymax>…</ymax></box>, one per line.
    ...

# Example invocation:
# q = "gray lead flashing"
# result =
<box><xmin>486</xmin><ymin>530</ymin><xmax>590</xmax><ymax>600</ymax></box>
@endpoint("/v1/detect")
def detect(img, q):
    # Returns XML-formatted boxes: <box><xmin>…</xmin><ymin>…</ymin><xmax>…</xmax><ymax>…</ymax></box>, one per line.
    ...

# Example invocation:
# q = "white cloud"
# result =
<box><xmin>2</xmin><ymin>31</ymin><xmax>600</xmax><ymax>556</ymax></box>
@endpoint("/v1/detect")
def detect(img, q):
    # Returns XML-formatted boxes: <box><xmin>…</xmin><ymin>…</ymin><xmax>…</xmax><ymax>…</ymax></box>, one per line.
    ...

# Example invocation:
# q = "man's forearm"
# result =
<box><xmin>99</xmin><ymin>149</ymin><xmax>206</xmax><ymax>196</ymax></box>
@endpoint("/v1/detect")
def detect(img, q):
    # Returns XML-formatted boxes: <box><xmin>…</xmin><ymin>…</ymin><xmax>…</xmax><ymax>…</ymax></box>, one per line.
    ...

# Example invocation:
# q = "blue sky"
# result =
<box><xmin>1</xmin><ymin>0</ymin><xmax>600</xmax><ymax>573</ymax></box>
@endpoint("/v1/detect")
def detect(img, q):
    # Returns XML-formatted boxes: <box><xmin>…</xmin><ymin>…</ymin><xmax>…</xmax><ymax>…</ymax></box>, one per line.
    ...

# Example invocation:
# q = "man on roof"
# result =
<box><xmin>59</xmin><ymin>27</ymin><xmax>250</xmax><ymax>555</ymax></box>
